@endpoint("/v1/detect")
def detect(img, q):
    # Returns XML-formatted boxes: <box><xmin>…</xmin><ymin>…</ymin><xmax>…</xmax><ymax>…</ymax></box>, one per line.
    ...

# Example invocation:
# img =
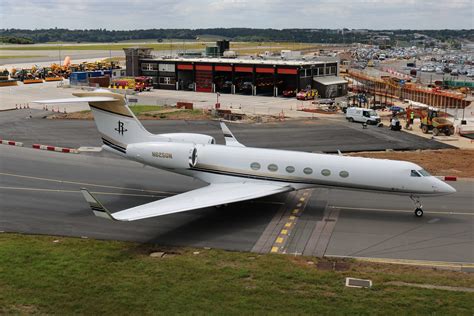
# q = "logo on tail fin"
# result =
<box><xmin>115</xmin><ymin>121</ymin><xmax>128</xmax><ymax>135</ymax></box>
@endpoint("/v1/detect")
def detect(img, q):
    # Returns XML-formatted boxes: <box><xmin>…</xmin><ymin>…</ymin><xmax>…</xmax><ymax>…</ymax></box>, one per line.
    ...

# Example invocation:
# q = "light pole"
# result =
<box><xmin>216</xmin><ymin>92</ymin><xmax>220</xmax><ymax>109</ymax></box>
<box><xmin>131</xmin><ymin>49</ymin><xmax>134</xmax><ymax>77</ymax></box>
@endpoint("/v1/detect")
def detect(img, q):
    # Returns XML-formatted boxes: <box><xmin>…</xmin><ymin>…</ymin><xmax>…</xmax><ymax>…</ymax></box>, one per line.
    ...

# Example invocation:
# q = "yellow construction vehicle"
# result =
<box><xmin>406</xmin><ymin>107</ymin><xmax>454</xmax><ymax>136</ymax></box>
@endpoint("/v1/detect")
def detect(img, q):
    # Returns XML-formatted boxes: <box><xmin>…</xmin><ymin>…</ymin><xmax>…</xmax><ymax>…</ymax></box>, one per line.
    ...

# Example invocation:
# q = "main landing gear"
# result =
<box><xmin>410</xmin><ymin>195</ymin><xmax>423</xmax><ymax>217</ymax></box>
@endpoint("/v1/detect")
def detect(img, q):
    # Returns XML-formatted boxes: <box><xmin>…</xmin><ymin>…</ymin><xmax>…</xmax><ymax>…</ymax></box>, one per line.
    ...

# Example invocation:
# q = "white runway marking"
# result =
<box><xmin>326</xmin><ymin>254</ymin><xmax>474</xmax><ymax>268</ymax></box>
<box><xmin>330</xmin><ymin>205</ymin><xmax>474</xmax><ymax>216</ymax></box>
<box><xmin>0</xmin><ymin>186</ymin><xmax>166</xmax><ymax>198</ymax></box>
<box><xmin>0</xmin><ymin>172</ymin><xmax>173</xmax><ymax>194</ymax></box>
<box><xmin>0</xmin><ymin>185</ymin><xmax>285</xmax><ymax>205</ymax></box>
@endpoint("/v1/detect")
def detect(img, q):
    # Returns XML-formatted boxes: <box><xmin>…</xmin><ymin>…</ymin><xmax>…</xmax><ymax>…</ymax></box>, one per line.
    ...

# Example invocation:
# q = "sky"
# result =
<box><xmin>1</xmin><ymin>0</ymin><xmax>473</xmax><ymax>30</ymax></box>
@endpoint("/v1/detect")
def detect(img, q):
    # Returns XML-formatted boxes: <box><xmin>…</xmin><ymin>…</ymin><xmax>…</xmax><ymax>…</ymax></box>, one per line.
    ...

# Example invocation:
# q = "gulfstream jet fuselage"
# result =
<box><xmin>34</xmin><ymin>91</ymin><xmax>455</xmax><ymax>221</ymax></box>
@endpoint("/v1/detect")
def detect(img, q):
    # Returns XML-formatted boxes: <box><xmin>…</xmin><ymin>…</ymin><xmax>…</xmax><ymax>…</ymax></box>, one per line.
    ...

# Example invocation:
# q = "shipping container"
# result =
<box><xmin>70</xmin><ymin>72</ymin><xmax>88</xmax><ymax>85</ymax></box>
<box><xmin>89</xmin><ymin>71</ymin><xmax>104</xmax><ymax>78</ymax></box>
<box><xmin>70</xmin><ymin>72</ymin><xmax>88</xmax><ymax>81</ymax></box>
<box><xmin>89</xmin><ymin>76</ymin><xmax>110</xmax><ymax>87</ymax></box>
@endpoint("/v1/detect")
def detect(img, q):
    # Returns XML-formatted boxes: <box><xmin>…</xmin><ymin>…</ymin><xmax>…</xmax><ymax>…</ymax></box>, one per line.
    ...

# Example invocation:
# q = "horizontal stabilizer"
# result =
<box><xmin>32</xmin><ymin>97</ymin><xmax>118</xmax><ymax>104</ymax></box>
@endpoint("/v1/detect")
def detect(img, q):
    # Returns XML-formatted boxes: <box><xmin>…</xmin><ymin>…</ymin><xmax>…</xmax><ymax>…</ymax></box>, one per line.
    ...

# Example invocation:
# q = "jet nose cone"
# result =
<box><xmin>444</xmin><ymin>183</ymin><xmax>457</xmax><ymax>194</ymax></box>
<box><xmin>433</xmin><ymin>180</ymin><xmax>456</xmax><ymax>195</ymax></box>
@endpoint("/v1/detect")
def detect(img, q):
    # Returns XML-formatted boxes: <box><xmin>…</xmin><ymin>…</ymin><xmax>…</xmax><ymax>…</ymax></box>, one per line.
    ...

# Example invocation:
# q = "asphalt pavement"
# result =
<box><xmin>1</xmin><ymin>145</ymin><xmax>472</xmax><ymax>263</ymax></box>
<box><xmin>0</xmin><ymin>145</ymin><xmax>283</xmax><ymax>250</ymax></box>
<box><xmin>1</xmin><ymin>109</ymin><xmax>454</xmax><ymax>153</ymax></box>
<box><xmin>0</xmin><ymin>115</ymin><xmax>471</xmax><ymax>264</ymax></box>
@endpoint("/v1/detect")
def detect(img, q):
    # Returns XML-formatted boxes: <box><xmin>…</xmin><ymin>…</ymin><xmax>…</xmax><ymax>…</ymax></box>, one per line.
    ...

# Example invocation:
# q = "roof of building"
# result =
<box><xmin>313</xmin><ymin>76</ymin><xmax>348</xmax><ymax>85</ymax></box>
<box><xmin>140</xmin><ymin>57</ymin><xmax>337</xmax><ymax>67</ymax></box>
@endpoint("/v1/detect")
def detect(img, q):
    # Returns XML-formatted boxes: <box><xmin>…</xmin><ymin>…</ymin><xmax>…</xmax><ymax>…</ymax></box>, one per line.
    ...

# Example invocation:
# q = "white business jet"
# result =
<box><xmin>34</xmin><ymin>90</ymin><xmax>455</xmax><ymax>221</ymax></box>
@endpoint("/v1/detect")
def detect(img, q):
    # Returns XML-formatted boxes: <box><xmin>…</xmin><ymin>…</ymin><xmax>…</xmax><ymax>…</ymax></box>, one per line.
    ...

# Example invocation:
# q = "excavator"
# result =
<box><xmin>406</xmin><ymin>106</ymin><xmax>454</xmax><ymax>136</ymax></box>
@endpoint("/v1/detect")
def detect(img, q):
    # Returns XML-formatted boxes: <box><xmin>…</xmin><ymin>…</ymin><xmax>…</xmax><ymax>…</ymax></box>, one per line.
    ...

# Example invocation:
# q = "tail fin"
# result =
<box><xmin>72</xmin><ymin>92</ymin><xmax>152</xmax><ymax>149</ymax></box>
<box><xmin>34</xmin><ymin>91</ymin><xmax>157</xmax><ymax>154</ymax></box>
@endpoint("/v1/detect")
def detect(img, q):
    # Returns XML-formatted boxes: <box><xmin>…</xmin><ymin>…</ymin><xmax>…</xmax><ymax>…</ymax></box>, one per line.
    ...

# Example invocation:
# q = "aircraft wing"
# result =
<box><xmin>32</xmin><ymin>97</ymin><xmax>118</xmax><ymax>104</ymax></box>
<box><xmin>81</xmin><ymin>182</ymin><xmax>292</xmax><ymax>221</ymax></box>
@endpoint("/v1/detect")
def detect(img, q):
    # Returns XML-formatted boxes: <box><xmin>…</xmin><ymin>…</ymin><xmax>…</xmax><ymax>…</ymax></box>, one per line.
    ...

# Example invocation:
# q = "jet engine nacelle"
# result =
<box><xmin>127</xmin><ymin>142</ymin><xmax>198</xmax><ymax>169</ymax></box>
<box><xmin>160</xmin><ymin>133</ymin><xmax>215</xmax><ymax>145</ymax></box>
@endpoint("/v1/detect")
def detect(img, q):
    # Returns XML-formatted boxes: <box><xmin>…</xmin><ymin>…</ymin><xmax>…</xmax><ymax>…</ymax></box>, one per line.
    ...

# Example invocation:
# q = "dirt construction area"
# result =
<box><xmin>350</xmin><ymin>149</ymin><xmax>474</xmax><ymax>178</ymax></box>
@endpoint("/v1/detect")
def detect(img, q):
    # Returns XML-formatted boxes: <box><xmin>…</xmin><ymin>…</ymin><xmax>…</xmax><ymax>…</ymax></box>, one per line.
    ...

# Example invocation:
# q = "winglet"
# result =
<box><xmin>80</xmin><ymin>188</ymin><xmax>117</xmax><ymax>221</ymax></box>
<box><xmin>220</xmin><ymin>122</ymin><xmax>245</xmax><ymax>147</ymax></box>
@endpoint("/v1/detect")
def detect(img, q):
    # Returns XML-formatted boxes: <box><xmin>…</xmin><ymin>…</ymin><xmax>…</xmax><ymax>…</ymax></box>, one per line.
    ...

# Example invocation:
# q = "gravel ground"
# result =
<box><xmin>350</xmin><ymin>149</ymin><xmax>474</xmax><ymax>177</ymax></box>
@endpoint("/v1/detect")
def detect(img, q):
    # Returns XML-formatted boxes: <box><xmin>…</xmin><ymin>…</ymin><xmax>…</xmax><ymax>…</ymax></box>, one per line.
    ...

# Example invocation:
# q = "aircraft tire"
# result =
<box><xmin>414</xmin><ymin>208</ymin><xmax>423</xmax><ymax>217</ymax></box>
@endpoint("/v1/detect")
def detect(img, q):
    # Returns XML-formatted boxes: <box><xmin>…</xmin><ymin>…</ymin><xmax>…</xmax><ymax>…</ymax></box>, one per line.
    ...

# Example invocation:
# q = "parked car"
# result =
<box><xmin>389</xmin><ymin>106</ymin><xmax>404</xmax><ymax>113</ymax></box>
<box><xmin>240</xmin><ymin>81</ymin><xmax>253</xmax><ymax>92</ymax></box>
<box><xmin>282</xmin><ymin>89</ymin><xmax>297</xmax><ymax>97</ymax></box>
<box><xmin>317</xmin><ymin>98</ymin><xmax>335</xmax><ymax>105</ymax></box>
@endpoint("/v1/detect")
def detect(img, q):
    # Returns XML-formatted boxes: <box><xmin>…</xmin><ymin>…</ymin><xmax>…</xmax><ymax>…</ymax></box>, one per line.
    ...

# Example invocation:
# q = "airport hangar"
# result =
<box><xmin>123</xmin><ymin>48</ymin><xmax>348</xmax><ymax>98</ymax></box>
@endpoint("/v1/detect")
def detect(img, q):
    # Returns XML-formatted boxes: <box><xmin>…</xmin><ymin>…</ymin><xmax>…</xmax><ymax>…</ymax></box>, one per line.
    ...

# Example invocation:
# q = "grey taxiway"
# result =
<box><xmin>0</xmin><ymin>111</ymin><xmax>472</xmax><ymax>264</ymax></box>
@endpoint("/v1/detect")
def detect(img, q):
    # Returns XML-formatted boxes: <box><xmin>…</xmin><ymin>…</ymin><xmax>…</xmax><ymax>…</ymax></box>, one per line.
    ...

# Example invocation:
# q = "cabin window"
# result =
<box><xmin>268</xmin><ymin>164</ymin><xmax>278</xmax><ymax>172</ymax></box>
<box><xmin>250</xmin><ymin>162</ymin><xmax>261</xmax><ymax>170</ymax></box>
<box><xmin>418</xmin><ymin>169</ymin><xmax>431</xmax><ymax>176</ymax></box>
<box><xmin>339</xmin><ymin>171</ymin><xmax>349</xmax><ymax>178</ymax></box>
<box><xmin>303</xmin><ymin>167</ymin><xmax>313</xmax><ymax>175</ymax></box>
<box><xmin>411</xmin><ymin>170</ymin><xmax>421</xmax><ymax>177</ymax></box>
<box><xmin>286</xmin><ymin>166</ymin><xmax>295</xmax><ymax>173</ymax></box>
<box><xmin>321</xmin><ymin>169</ymin><xmax>331</xmax><ymax>176</ymax></box>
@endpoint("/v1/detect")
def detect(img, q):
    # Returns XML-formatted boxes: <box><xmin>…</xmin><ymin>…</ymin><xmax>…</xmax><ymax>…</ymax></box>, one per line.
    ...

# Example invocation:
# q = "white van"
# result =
<box><xmin>346</xmin><ymin>107</ymin><xmax>381</xmax><ymax>125</ymax></box>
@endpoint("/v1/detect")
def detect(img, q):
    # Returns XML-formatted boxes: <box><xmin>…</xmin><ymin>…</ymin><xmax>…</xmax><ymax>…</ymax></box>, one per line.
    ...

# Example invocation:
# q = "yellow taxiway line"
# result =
<box><xmin>270</xmin><ymin>190</ymin><xmax>312</xmax><ymax>254</ymax></box>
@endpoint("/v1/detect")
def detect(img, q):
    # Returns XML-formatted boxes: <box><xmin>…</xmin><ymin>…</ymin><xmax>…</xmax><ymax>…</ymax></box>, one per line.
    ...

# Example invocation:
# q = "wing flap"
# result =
<box><xmin>82</xmin><ymin>183</ymin><xmax>292</xmax><ymax>221</ymax></box>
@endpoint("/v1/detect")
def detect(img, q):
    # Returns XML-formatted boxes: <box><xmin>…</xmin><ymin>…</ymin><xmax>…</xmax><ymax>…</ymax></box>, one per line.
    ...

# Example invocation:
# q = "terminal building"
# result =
<box><xmin>123</xmin><ymin>48</ymin><xmax>347</xmax><ymax>98</ymax></box>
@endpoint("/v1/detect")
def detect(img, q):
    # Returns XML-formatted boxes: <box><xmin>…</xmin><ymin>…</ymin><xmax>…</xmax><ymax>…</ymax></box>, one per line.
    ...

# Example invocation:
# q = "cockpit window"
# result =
<box><xmin>411</xmin><ymin>170</ymin><xmax>421</xmax><ymax>177</ymax></box>
<box><xmin>418</xmin><ymin>169</ymin><xmax>431</xmax><ymax>176</ymax></box>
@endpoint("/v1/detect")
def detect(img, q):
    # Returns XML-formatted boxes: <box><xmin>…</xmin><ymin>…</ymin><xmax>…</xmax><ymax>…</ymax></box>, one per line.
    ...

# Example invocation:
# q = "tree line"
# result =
<box><xmin>0</xmin><ymin>36</ymin><xmax>34</xmax><ymax>44</ymax></box>
<box><xmin>0</xmin><ymin>28</ymin><xmax>472</xmax><ymax>44</ymax></box>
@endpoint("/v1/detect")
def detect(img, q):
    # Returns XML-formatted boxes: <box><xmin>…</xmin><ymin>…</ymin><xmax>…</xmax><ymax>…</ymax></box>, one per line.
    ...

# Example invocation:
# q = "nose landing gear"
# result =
<box><xmin>410</xmin><ymin>195</ymin><xmax>423</xmax><ymax>217</ymax></box>
<box><xmin>414</xmin><ymin>208</ymin><xmax>423</xmax><ymax>217</ymax></box>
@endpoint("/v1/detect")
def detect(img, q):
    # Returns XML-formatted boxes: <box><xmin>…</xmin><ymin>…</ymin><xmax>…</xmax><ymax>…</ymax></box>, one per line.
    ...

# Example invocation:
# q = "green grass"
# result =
<box><xmin>101</xmin><ymin>56</ymin><xmax>125</xmax><ymax>63</ymax></box>
<box><xmin>0</xmin><ymin>233</ymin><xmax>473</xmax><ymax>315</ymax></box>
<box><xmin>0</xmin><ymin>55</ymin><xmax>42</xmax><ymax>59</ymax></box>
<box><xmin>130</xmin><ymin>105</ymin><xmax>208</xmax><ymax>119</ymax></box>
<box><xmin>128</xmin><ymin>105</ymin><xmax>164</xmax><ymax>115</ymax></box>
<box><xmin>69</xmin><ymin>105</ymin><xmax>164</xmax><ymax>116</ymax></box>
<box><xmin>130</xmin><ymin>105</ymin><xmax>209</xmax><ymax>119</ymax></box>
<box><xmin>70</xmin><ymin>105</ymin><xmax>208</xmax><ymax>120</ymax></box>
<box><xmin>0</xmin><ymin>43</ymin><xmax>209</xmax><ymax>51</ymax></box>
<box><xmin>0</xmin><ymin>42</ymin><xmax>320</xmax><ymax>52</ymax></box>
